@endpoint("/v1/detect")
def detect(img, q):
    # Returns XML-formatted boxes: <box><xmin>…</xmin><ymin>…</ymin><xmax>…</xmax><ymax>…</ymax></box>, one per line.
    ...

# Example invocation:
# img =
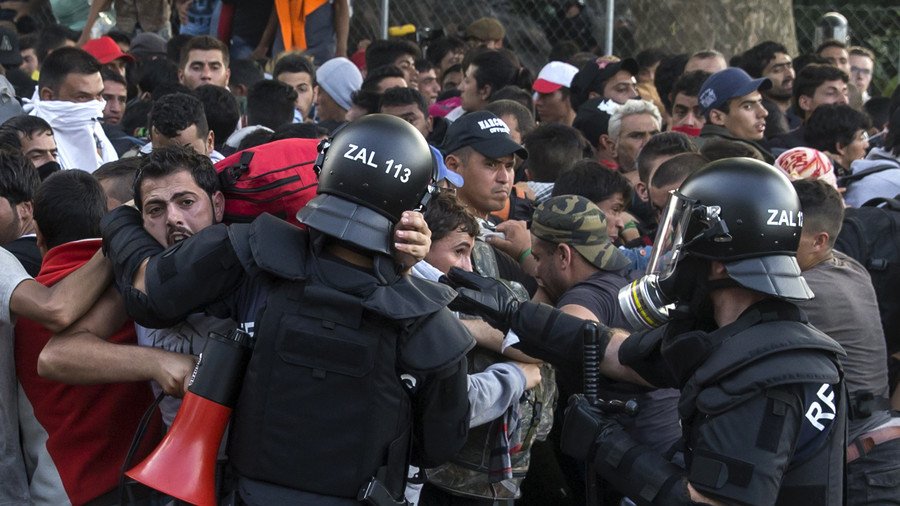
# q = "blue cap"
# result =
<box><xmin>698</xmin><ymin>67</ymin><xmax>772</xmax><ymax>115</ymax></box>
<box><xmin>430</xmin><ymin>145</ymin><xmax>464</xmax><ymax>187</ymax></box>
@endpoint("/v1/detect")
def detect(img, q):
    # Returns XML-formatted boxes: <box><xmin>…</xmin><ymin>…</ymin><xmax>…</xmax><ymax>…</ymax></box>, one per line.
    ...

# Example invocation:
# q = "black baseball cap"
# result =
<box><xmin>573</xmin><ymin>97</ymin><xmax>618</xmax><ymax>147</ymax></box>
<box><xmin>570</xmin><ymin>57</ymin><xmax>639</xmax><ymax>109</ymax></box>
<box><xmin>0</xmin><ymin>28</ymin><xmax>21</xmax><ymax>67</ymax></box>
<box><xmin>440</xmin><ymin>111</ymin><xmax>528</xmax><ymax>160</ymax></box>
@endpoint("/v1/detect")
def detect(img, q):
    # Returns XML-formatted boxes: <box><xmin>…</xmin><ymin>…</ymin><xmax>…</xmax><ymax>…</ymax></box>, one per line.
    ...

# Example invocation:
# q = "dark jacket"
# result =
<box><xmin>696</xmin><ymin>123</ymin><xmax>775</xmax><ymax>163</ymax></box>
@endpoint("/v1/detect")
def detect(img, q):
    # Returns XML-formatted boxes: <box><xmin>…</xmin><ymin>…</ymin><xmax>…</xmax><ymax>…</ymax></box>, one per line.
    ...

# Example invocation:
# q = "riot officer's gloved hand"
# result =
<box><xmin>441</xmin><ymin>267</ymin><xmax>520</xmax><ymax>333</ymax></box>
<box><xmin>560</xmin><ymin>394</ymin><xmax>625</xmax><ymax>462</ymax></box>
<box><xmin>101</xmin><ymin>205</ymin><xmax>165</xmax><ymax>290</ymax></box>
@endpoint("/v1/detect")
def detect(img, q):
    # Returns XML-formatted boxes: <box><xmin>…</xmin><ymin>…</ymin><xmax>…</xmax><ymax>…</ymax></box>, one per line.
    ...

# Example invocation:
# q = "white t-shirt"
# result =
<box><xmin>0</xmin><ymin>248</ymin><xmax>33</xmax><ymax>504</ymax></box>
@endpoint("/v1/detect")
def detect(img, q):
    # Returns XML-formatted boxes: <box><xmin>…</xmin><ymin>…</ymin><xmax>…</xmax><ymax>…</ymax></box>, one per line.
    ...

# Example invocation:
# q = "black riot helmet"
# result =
<box><xmin>678</xmin><ymin>157</ymin><xmax>804</xmax><ymax>261</ymax></box>
<box><xmin>815</xmin><ymin>12</ymin><xmax>849</xmax><ymax>47</ymax></box>
<box><xmin>297</xmin><ymin>114</ymin><xmax>438</xmax><ymax>255</ymax></box>
<box><xmin>619</xmin><ymin>157</ymin><xmax>813</xmax><ymax>330</ymax></box>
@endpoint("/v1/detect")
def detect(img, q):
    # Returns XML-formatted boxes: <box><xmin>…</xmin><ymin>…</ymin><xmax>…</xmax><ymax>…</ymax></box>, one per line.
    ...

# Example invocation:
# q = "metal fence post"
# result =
<box><xmin>604</xmin><ymin>0</ymin><xmax>614</xmax><ymax>55</ymax></box>
<box><xmin>381</xmin><ymin>0</ymin><xmax>390</xmax><ymax>39</ymax></box>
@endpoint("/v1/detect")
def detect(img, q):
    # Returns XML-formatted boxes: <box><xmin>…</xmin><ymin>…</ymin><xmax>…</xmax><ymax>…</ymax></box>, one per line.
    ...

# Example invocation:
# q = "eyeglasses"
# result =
<box><xmin>850</xmin><ymin>66</ymin><xmax>872</xmax><ymax>76</ymax></box>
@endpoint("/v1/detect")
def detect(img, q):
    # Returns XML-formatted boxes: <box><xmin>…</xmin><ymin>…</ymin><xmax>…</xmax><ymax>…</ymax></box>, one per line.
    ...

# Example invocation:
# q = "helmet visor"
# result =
<box><xmin>646</xmin><ymin>191</ymin><xmax>695</xmax><ymax>280</ymax></box>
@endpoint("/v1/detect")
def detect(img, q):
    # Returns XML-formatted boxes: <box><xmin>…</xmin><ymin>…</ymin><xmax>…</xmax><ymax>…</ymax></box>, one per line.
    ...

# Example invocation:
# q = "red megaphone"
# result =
<box><xmin>126</xmin><ymin>329</ymin><xmax>254</xmax><ymax>506</ymax></box>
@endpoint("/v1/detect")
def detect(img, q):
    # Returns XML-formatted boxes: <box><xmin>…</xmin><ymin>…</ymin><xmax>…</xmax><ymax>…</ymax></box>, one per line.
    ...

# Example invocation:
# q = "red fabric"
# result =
<box><xmin>217</xmin><ymin>3</ymin><xmax>235</xmax><ymax>44</ymax></box>
<box><xmin>214</xmin><ymin>137</ymin><xmax>320</xmax><ymax>228</ymax></box>
<box><xmin>599</xmin><ymin>158</ymin><xmax>619</xmax><ymax>171</ymax></box>
<box><xmin>82</xmin><ymin>36</ymin><xmax>135</xmax><ymax>64</ymax></box>
<box><xmin>15</xmin><ymin>240</ymin><xmax>162</xmax><ymax>506</ymax></box>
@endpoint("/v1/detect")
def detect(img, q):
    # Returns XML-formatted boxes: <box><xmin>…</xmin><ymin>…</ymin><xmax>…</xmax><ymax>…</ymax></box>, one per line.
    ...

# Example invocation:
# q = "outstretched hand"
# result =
<box><xmin>440</xmin><ymin>268</ymin><xmax>521</xmax><ymax>332</ymax></box>
<box><xmin>486</xmin><ymin>220</ymin><xmax>530</xmax><ymax>260</ymax></box>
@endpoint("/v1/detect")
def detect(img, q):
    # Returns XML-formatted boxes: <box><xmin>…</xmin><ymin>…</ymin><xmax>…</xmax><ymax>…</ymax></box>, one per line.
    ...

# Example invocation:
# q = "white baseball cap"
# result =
<box><xmin>533</xmin><ymin>61</ymin><xmax>579</xmax><ymax>94</ymax></box>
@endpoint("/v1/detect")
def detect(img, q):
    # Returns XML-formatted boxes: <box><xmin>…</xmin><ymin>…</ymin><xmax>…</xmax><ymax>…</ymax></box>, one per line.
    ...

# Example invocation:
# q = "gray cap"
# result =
<box><xmin>130</xmin><ymin>33</ymin><xmax>167</xmax><ymax>59</ymax></box>
<box><xmin>316</xmin><ymin>57</ymin><xmax>363</xmax><ymax>111</ymax></box>
<box><xmin>0</xmin><ymin>76</ymin><xmax>22</xmax><ymax>124</ymax></box>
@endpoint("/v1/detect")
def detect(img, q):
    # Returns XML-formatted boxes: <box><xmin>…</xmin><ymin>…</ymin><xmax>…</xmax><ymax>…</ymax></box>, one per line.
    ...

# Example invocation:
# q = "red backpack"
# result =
<box><xmin>214</xmin><ymin>138</ymin><xmax>320</xmax><ymax>227</ymax></box>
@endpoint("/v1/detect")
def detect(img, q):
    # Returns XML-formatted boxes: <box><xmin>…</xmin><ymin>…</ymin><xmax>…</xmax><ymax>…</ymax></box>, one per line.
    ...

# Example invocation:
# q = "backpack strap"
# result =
<box><xmin>836</xmin><ymin>214</ymin><xmax>871</xmax><ymax>266</ymax></box>
<box><xmin>838</xmin><ymin>163</ymin><xmax>899</xmax><ymax>186</ymax></box>
<box><xmin>219</xmin><ymin>150</ymin><xmax>255</xmax><ymax>188</ymax></box>
<box><xmin>862</xmin><ymin>195</ymin><xmax>900</xmax><ymax>210</ymax></box>
<box><xmin>856</xmin><ymin>197</ymin><xmax>900</xmax><ymax>271</ymax></box>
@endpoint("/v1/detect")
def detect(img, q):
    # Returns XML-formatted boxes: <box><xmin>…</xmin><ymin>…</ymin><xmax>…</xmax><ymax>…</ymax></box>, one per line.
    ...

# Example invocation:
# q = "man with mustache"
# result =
<box><xmin>37</xmin><ymin>147</ymin><xmax>224</xmax><ymax>430</ymax></box>
<box><xmin>737</xmin><ymin>41</ymin><xmax>800</xmax><ymax>138</ymax></box>
<box><xmin>695</xmin><ymin>67</ymin><xmax>775</xmax><ymax>163</ymax></box>
<box><xmin>134</xmin><ymin>146</ymin><xmax>224</xmax><ymax>249</ymax></box>
<box><xmin>440</xmin><ymin>111</ymin><xmax>535</xmax><ymax>293</ymax></box>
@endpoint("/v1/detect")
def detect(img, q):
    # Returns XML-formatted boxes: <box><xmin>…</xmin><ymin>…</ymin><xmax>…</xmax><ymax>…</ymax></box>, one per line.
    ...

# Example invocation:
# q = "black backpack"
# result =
<box><xmin>834</xmin><ymin>195</ymin><xmax>900</xmax><ymax>356</ymax></box>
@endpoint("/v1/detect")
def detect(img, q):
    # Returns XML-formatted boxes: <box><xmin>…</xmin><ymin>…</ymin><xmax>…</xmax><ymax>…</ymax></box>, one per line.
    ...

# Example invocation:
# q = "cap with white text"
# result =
<box><xmin>698</xmin><ymin>67</ymin><xmax>771</xmax><ymax>115</ymax></box>
<box><xmin>440</xmin><ymin>111</ymin><xmax>528</xmax><ymax>160</ymax></box>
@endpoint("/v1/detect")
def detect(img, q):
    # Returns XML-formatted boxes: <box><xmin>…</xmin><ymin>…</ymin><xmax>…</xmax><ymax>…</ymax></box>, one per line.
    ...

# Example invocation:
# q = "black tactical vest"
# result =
<box><xmin>667</xmin><ymin>301</ymin><xmax>847</xmax><ymax>506</ymax></box>
<box><xmin>227</xmin><ymin>215</ymin><xmax>471</xmax><ymax>499</ymax></box>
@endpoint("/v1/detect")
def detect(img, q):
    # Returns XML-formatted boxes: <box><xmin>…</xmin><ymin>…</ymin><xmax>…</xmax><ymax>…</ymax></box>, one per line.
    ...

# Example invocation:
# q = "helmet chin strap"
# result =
<box><xmin>706</xmin><ymin>277</ymin><xmax>742</xmax><ymax>291</ymax></box>
<box><xmin>415</xmin><ymin>185</ymin><xmax>439</xmax><ymax>212</ymax></box>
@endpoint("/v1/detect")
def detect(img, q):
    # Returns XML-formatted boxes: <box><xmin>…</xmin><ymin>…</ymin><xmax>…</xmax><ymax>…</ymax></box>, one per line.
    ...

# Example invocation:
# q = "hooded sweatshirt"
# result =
<box><xmin>844</xmin><ymin>146</ymin><xmax>900</xmax><ymax>208</ymax></box>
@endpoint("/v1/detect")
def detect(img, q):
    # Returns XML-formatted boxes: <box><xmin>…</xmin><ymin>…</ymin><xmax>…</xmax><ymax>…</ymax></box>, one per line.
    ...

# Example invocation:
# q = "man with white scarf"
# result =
<box><xmin>27</xmin><ymin>47</ymin><xmax>117</xmax><ymax>173</ymax></box>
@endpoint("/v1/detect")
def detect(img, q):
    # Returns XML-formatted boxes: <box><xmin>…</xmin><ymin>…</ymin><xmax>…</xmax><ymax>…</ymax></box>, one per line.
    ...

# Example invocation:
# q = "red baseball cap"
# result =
<box><xmin>82</xmin><ymin>36</ymin><xmax>135</xmax><ymax>65</ymax></box>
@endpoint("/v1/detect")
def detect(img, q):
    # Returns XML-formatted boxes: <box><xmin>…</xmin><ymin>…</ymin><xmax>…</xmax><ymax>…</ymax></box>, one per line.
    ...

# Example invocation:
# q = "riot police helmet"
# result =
<box><xmin>297</xmin><ymin>114</ymin><xmax>438</xmax><ymax>255</ymax></box>
<box><xmin>648</xmin><ymin>157</ymin><xmax>813</xmax><ymax>300</ymax></box>
<box><xmin>815</xmin><ymin>12</ymin><xmax>849</xmax><ymax>46</ymax></box>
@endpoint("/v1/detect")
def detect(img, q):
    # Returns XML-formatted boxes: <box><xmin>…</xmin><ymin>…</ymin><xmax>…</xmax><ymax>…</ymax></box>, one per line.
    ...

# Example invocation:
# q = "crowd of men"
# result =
<box><xmin>0</xmin><ymin>6</ymin><xmax>899</xmax><ymax>506</ymax></box>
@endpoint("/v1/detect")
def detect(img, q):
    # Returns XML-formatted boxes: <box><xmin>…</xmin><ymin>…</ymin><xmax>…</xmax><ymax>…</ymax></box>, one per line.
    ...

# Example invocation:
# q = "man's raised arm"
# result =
<box><xmin>9</xmin><ymin>249</ymin><xmax>112</xmax><ymax>332</ymax></box>
<box><xmin>38</xmin><ymin>285</ymin><xmax>195</xmax><ymax>397</ymax></box>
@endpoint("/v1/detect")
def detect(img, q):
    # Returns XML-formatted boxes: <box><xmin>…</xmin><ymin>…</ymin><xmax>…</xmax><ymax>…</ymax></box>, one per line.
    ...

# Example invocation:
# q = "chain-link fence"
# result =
<box><xmin>795</xmin><ymin>5</ymin><xmax>899</xmax><ymax>97</ymax></box>
<box><xmin>350</xmin><ymin>1</ymin><xmax>899</xmax><ymax>97</ymax></box>
<box><xmin>349</xmin><ymin>0</ymin><xmax>613</xmax><ymax>73</ymax></box>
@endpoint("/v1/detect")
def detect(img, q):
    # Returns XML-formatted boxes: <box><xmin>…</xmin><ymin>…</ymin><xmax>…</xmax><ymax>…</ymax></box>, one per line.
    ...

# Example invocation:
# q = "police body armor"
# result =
<box><xmin>226</xmin><ymin>215</ymin><xmax>472</xmax><ymax>500</ymax></box>
<box><xmin>668</xmin><ymin>300</ymin><xmax>847</xmax><ymax>505</ymax></box>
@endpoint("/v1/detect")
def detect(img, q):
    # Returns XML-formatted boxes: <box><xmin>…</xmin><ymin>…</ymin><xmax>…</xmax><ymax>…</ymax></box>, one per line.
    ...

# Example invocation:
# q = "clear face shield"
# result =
<box><xmin>617</xmin><ymin>191</ymin><xmax>730</xmax><ymax>330</ymax></box>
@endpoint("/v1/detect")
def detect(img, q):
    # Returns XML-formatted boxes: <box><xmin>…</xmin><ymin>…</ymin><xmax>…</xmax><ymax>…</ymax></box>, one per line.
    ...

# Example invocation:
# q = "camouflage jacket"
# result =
<box><xmin>426</xmin><ymin>347</ymin><xmax>557</xmax><ymax>499</ymax></box>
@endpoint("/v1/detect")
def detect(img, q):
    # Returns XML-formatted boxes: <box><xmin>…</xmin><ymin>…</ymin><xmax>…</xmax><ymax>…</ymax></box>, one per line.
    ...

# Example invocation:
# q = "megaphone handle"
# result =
<box><xmin>118</xmin><ymin>392</ymin><xmax>166</xmax><ymax>505</ymax></box>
